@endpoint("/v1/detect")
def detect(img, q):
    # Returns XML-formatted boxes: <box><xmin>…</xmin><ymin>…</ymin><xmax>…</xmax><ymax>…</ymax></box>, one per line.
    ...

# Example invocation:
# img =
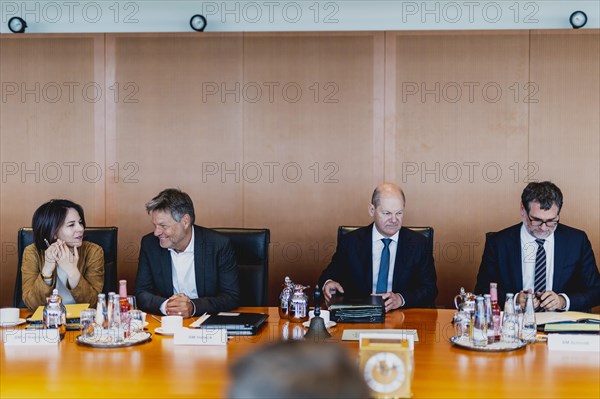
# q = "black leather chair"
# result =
<box><xmin>213</xmin><ymin>228</ymin><xmax>270</xmax><ymax>307</ymax></box>
<box><xmin>338</xmin><ymin>225</ymin><xmax>434</xmax><ymax>254</ymax></box>
<box><xmin>14</xmin><ymin>227</ymin><xmax>118</xmax><ymax>308</ymax></box>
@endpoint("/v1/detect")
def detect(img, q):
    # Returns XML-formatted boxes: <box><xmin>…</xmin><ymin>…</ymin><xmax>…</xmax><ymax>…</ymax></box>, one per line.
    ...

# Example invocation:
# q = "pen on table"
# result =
<box><xmin>150</xmin><ymin>314</ymin><xmax>161</xmax><ymax>323</ymax></box>
<box><xmin>196</xmin><ymin>312</ymin><xmax>208</xmax><ymax>323</ymax></box>
<box><xmin>190</xmin><ymin>312</ymin><xmax>209</xmax><ymax>328</ymax></box>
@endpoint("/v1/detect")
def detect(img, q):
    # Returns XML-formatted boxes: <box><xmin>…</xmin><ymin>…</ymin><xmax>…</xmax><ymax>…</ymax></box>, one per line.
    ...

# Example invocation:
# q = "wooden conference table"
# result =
<box><xmin>1</xmin><ymin>308</ymin><xmax>598</xmax><ymax>398</ymax></box>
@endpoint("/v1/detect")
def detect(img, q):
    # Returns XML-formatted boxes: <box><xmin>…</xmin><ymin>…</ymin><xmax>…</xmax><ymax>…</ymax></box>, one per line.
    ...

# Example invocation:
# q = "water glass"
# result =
<box><xmin>453</xmin><ymin>311</ymin><xmax>471</xmax><ymax>338</ymax></box>
<box><xmin>127</xmin><ymin>295</ymin><xmax>137</xmax><ymax>310</ymax></box>
<box><xmin>501</xmin><ymin>313</ymin><xmax>519</xmax><ymax>343</ymax></box>
<box><xmin>80</xmin><ymin>309</ymin><xmax>97</xmax><ymax>338</ymax></box>
<box><xmin>129</xmin><ymin>310</ymin><xmax>145</xmax><ymax>336</ymax></box>
<box><xmin>516</xmin><ymin>304</ymin><xmax>524</xmax><ymax>335</ymax></box>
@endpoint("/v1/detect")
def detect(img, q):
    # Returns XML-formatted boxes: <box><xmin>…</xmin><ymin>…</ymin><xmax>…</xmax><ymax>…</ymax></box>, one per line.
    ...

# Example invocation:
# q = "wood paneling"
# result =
<box><xmin>0</xmin><ymin>36</ymin><xmax>102</xmax><ymax>305</ymax></box>
<box><xmin>529</xmin><ymin>31</ymin><xmax>600</xmax><ymax>260</ymax></box>
<box><xmin>108</xmin><ymin>34</ymin><xmax>245</xmax><ymax>286</ymax></box>
<box><xmin>1</xmin><ymin>30</ymin><xmax>598</xmax><ymax>308</ymax></box>
<box><xmin>391</xmin><ymin>31</ymin><xmax>530</xmax><ymax>307</ymax></box>
<box><xmin>241</xmin><ymin>32</ymin><xmax>383</xmax><ymax>301</ymax></box>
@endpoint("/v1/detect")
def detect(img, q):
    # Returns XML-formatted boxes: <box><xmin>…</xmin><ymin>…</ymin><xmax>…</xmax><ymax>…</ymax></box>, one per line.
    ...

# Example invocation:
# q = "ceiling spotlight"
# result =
<box><xmin>8</xmin><ymin>17</ymin><xmax>27</xmax><ymax>33</ymax></box>
<box><xmin>569</xmin><ymin>11</ymin><xmax>587</xmax><ymax>29</ymax></box>
<box><xmin>190</xmin><ymin>14</ymin><xmax>207</xmax><ymax>32</ymax></box>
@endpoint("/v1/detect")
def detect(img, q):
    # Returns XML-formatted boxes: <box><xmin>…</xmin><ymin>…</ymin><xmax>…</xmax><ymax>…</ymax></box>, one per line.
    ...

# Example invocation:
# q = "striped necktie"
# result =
<box><xmin>534</xmin><ymin>239</ymin><xmax>546</xmax><ymax>293</ymax></box>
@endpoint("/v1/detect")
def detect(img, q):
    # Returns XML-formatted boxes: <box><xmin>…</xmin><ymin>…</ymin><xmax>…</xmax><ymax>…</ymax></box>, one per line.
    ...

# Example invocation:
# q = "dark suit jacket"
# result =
<box><xmin>475</xmin><ymin>223</ymin><xmax>600</xmax><ymax>311</ymax></box>
<box><xmin>318</xmin><ymin>224</ymin><xmax>438</xmax><ymax>308</ymax></box>
<box><xmin>134</xmin><ymin>225</ymin><xmax>240</xmax><ymax>315</ymax></box>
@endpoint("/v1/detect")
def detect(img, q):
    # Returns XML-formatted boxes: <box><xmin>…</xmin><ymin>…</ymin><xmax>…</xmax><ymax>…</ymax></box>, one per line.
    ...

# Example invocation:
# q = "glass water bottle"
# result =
<box><xmin>521</xmin><ymin>292</ymin><xmax>537</xmax><ymax>344</ymax></box>
<box><xmin>483</xmin><ymin>294</ymin><xmax>494</xmax><ymax>344</ymax></box>
<box><xmin>278</xmin><ymin>276</ymin><xmax>294</xmax><ymax>319</ymax></box>
<box><xmin>470</xmin><ymin>296</ymin><xmax>487</xmax><ymax>347</ymax></box>
<box><xmin>96</xmin><ymin>293</ymin><xmax>107</xmax><ymax>329</ymax></box>
<box><xmin>43</xmin><ymin>289</ymin><xmax>66</xmax><ymax>339</ymax></box>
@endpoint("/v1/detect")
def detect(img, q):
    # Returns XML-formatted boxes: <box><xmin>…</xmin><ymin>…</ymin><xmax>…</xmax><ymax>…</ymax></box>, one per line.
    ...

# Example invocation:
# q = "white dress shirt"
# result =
<box><xmin>520</xmin><ymin>224</ymin><xmax>570</xmax><ymax>310</ymax></box>
<box><xmin>159</xmin><ymin>229</ymin><xmax>198</xmax><ymax>315</ymax></box>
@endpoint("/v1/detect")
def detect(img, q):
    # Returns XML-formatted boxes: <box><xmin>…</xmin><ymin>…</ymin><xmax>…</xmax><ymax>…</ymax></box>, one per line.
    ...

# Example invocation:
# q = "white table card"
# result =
<box><xmin>3</xmin><ymin>328</ymin><xmax>60</xmax><ymax>346</ymax></box>
<box><xmin>547</xmin><ymin>334</ymin><xmax>599</xmax><ymax>352</ymax></box>
<box><xmin>174</xmin><ymin>327</ymin><xmax>227</xmax><ymax>346</ymax></box>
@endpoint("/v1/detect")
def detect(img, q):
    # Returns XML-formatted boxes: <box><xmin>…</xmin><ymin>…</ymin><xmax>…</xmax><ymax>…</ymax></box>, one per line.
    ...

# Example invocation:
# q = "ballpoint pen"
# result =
<box><xmin>189</xmin><ymin>312</ymin><xmax>209</xmax><ymax>328</ymax></box>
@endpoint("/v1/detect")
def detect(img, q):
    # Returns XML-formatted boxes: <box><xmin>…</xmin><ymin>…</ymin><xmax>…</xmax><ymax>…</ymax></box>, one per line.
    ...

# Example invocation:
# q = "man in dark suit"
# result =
<box><xmin>475</xmin><ymin>181</ymin><xmax>600</xmax><ymax>311</ymax></box>
<box><xmin>135</xmin><ymin>188</ymin><xmax>239</xmax><ymax>317</ymax></box>
<box><xmin>319</xmin><ymin>183</ymin><xmax>438</xmax><ymax>311</ymax></box>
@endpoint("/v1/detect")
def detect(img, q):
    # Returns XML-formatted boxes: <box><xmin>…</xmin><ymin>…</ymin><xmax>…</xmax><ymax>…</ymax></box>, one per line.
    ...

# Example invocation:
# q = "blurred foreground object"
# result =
<box><xmin>229</xmin><ymin>340</ymin><xmax>370</xmax><ymax>399</ymax></box>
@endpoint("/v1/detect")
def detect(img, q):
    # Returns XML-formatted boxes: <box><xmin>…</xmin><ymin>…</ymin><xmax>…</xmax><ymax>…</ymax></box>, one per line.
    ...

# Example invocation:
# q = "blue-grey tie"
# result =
<box><xmin>376</xmin><ymin>238</ymin><xmax>392</xmax><ymax>294</ymax></box>
<box><xmin>534</xmin><ymin>239</ymin><xmax>546</xmax><ymax>293</ymax></box>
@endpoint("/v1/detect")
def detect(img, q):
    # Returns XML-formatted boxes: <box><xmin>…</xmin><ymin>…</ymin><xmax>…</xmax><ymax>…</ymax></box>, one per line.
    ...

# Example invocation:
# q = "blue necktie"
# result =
<box><xmin>376</xmin><ymin>238</ymin><xmax>392</xmax><ymax>294</ymax></box>
<box><xmin>534</xmin><ymin>239</ymin><xmax>546</xmax><ymax>293</ymax></box>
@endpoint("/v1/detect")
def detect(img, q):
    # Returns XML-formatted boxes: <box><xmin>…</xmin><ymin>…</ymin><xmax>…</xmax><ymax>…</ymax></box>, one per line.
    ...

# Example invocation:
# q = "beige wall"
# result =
<box><xmin>1</xmin><ymin>30</ymin><xmax>598</xmax><ymax>309</ymax></box>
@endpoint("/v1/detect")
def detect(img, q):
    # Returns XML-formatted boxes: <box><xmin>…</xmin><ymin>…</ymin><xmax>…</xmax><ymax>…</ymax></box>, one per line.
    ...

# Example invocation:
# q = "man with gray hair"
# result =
<box><xmin>135</xmin><ymin>188</ymin><xmax>239</xmax><ymax>317</ymax></box>
<box><xmin>319</xmin><ymin>183</ymin><xmax>438</xmax><ymax>310</ymax></box>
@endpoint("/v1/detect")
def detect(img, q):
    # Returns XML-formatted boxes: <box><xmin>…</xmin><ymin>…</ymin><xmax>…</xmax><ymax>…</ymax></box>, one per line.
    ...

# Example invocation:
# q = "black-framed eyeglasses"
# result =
<box><xmin>526</xmin><ymin>213</ymin><xmax>559</xmax><ymax>228</ymax></box>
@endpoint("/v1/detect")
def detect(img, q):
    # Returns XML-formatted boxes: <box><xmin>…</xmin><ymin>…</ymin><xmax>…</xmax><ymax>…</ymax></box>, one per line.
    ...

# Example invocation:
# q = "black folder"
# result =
<box><xmin>197</xmin><ymin>312</ymin><xmax>268</xmax><ymax>336</ymax></box>
<box><xmin>328</xmin><ymin>296</ymin><xmax>385</xmax><ymax>323</ymax></box>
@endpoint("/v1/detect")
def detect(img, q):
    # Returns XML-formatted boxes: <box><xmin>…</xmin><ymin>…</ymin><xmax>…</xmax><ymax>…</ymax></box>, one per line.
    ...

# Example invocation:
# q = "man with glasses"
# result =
<box><xmin>319</xmin><ymin>183</ymin><xmax>438</xmax><ymax>311</ymax></box>
<box><xmin>475</xmin><ymin>181</ymin><xmax>600</xmax><ymax>311</ymax></box>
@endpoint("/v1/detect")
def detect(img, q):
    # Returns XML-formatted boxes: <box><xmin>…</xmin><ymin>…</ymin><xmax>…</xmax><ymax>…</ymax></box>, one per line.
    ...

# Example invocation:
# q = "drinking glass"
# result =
<box><xmin>80</xmin><ymin>309</ymin><xmax>97</xmax><ymax>339</ymax></box>
<box><xmin>501</xmin><ymin>313</ymin><xmax>519</xmax><ymax>343</ymax></box>
<box><xmin>129</xmin><ymin>310</ymin><xmax>145</xmax><ymax>337</ymax></box>
<box><xmin>127</xmin><ymin>295</ymin><xmax>137</xmax><ymax>310</ymax></box>
<box><xmin>515</xmin><ymin>302</ymin><xmax>525</xmax><ymax>338</ymax></box>
<box><xmin>453</xmin><ymin>311</ymin><xmax>471</xmax><ymax>338</ymax></box>
<box><xmin>521</xmin><ymin>292</ymin><xmax>537</xmax><ymax>343</ymax></box>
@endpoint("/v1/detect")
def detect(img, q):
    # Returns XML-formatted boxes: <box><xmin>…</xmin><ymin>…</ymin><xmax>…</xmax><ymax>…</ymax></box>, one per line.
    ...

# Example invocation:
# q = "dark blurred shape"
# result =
<box><xmin>229</xmin><ymin>340</ymin><xmax>370</xmax><ymax>399</ymax></box>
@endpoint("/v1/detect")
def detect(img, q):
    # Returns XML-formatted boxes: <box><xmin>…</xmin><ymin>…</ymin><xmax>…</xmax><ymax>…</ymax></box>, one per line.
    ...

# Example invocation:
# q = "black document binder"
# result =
<box><xmin>197</xmin><ymin>312</ymin><xmax>269</xmax><ymax>335</ymax></box>
<box><xmin>328</xmin><ymin>296</ymin><xmax>385</xmax><ymax>323</ymax></box>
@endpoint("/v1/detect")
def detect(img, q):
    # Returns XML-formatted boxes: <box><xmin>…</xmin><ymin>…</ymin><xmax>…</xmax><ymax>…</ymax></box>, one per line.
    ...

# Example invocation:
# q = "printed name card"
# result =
<box><xmin>547</xmin><ymin>334</ymin><xmax>599</xmax><ymax>352</ymax></box>
<box><xmin>174</xmin><ymin>328</ymin><xmax>227</xmax><ymax>346</ymax></box>
<box><xmin>3</xmin><ymin>328</ymin><xmax>60</xmax><ymax>346</ymax></box>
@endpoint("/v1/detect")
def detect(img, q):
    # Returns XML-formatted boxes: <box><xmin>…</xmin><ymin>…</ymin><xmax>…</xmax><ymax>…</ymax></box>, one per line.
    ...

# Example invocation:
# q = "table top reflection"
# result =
<box><xmin>1</xmin><ymin>308</ymin><xmax>598</xmax><ymax>398</ymax></box>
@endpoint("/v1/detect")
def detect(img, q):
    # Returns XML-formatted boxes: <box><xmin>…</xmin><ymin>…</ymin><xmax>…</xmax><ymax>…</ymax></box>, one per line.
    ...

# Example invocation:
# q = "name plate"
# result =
<box><xmin>342</xmin><ymin>329</ymin><xmax>419</xmax><ymax>342</ymax></box>
<box><xmin>547</xmin><ymin>334</ymin><xmax>599</xmax><ymax>352</ymax></box>
<box><xmin>174</xmin><ymin>328</ymin><xmax>227</xmax><ymax>346</ymax></box>
<box><xmin>3</xmin><ymin>328</ymin><xmax>60</xmax><ymax>346</ymax></box>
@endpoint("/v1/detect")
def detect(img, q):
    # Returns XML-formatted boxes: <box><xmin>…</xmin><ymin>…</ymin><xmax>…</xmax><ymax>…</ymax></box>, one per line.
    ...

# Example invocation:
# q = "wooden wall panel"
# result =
<box><xmin>529</xmin><ymin>31</ymin><xmax>600</xmax><ymax>260</ymax></box>
<box><xmin>391</xmin><ymin>32</ymin><xmax>530</xmax><ymax>307</ymax></box>
<box><xmin>108</xmin><ymin>34</ymin><xmax>245</xmax><ymax>286</ymax></box>
<box><xmin>0</xmin><ymin>30</ymin><xmax>598</xmax><ymax>309</ymax></box>
<box><xmin>241</xmin><ymin>33</ymin><xmax>384</xmax><ymax>302</ymax></box>
<box><xmin>0</xmin><ymin>36</ymin><xmax>101</xmax><ymax>306</ymax></box>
